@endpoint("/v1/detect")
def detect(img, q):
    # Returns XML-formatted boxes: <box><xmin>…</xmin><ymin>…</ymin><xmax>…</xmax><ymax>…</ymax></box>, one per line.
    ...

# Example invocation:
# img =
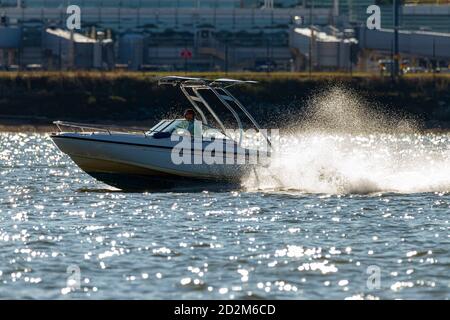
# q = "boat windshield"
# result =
<box><xmin>149</xmin><ymin>120</ymin><xmax>170</xmax><ymax>133</ymax></box>
<box><xmin>161</xmin><ymin>120</ymin><xmax>192</xmax><ymax>135</ymax></box>
<box><xmin>150</xmin><ymin>120</ymin><xmax>228</xmax><ymax>140</ymax></box>
<box><xmin>202</xmin><ymin>124</ymin><xmax>228</xmax><ymax>140</ymax></box>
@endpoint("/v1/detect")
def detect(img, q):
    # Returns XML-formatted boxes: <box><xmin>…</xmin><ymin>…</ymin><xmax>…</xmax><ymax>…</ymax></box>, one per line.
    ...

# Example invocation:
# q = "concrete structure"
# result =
<box><xmin>119</xmin><ymin>34</ymin><xmax>146</xmax><ymax>70</ymax></box>
<box><xmin>290</xmin><ymin>27</ymin><xmax>357</xmax><ymax>71</ymax></box>
<box><xmin>43</xmin><ymin>28</ymin><xmax>114</xmax><ymax>70</ymax></box>
<box><xmin>0</xmin><ymin>1</ymin><xmax>447</xmax><ymax>71</ymax></box>
<box><xmin>0</xmin><ymin>15</ymin><xmax>21</xmax><ymax>68</ymax></box>
<box><xmin>359</xmin><ymin>28</ymin><xmax>450</xmax><ymax>60</ymax></box>
<box><xmin>0</xmin><ymin>1</ymin><xmax>341</xmax><ymax>70</ymax></box>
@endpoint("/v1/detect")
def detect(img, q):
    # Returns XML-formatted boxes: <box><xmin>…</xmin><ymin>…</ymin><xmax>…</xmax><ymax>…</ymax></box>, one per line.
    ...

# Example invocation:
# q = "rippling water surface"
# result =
<box><xmin>0</xmin><ymin>133</ymin><xmax>449</xmax><ymax>299</ymax></box>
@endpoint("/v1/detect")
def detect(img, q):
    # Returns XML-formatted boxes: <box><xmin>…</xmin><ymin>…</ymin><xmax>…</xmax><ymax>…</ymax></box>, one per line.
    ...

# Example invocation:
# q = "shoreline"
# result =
<box><xmin>0</xmin><ymin>73</ymin><xmax>449</xmax><ymax>134</ymax></box>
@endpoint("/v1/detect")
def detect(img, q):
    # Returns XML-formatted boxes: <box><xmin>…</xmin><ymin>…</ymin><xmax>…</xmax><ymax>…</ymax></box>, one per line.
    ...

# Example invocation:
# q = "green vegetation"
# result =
<box><xmin>0</xmin><ymin>71</ymin><xmax>449</xmax><ymax>130</ymax></box>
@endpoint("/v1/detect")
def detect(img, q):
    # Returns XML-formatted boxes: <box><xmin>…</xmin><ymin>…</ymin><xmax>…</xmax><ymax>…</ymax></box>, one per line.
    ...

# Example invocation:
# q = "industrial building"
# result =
<box><xmin>359</xmin><ymin>28</ymin><xmax>450</xmax><ymax>59</ymax></box>
<box><xmin>290</xmin><ymin>26</ymin><xmax>358</xmax><ymax>71</ymax></box>
<box><xmin>0</xmin><ymin>14</ymin><xmax>21</xmax><ymax>68</ymax></box>
<box><xmin>0</xmin><ymin>1</ymin><xmax>448</xmax><ymax>71</ymax></box>
<box><xmin>43</xmin><ymin>28</ymin><xmax>114</xmax><ymax>70</ymax></box>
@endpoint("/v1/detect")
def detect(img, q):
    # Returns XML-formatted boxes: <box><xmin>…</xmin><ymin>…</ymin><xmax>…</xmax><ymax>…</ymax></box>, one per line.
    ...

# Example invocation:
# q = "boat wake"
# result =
<box><xmin>243</xmin><ymin>87</ymin><xmax>450</xmax><ymax>195</ymax></box>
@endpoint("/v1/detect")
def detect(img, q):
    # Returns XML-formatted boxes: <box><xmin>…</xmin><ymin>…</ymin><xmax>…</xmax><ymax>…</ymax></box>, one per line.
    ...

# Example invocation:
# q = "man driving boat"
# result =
<box><xmin>177</xmin><ymin>108</ymin><xmax>196</xmax><ymax>136</ymax></box>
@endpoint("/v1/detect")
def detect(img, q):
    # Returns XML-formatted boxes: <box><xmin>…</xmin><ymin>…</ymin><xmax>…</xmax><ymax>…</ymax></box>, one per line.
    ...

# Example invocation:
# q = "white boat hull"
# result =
<box><xmin>51</xmin><ymin>132</ymin><xmax>257</xmax><ymax>190</ymax></box>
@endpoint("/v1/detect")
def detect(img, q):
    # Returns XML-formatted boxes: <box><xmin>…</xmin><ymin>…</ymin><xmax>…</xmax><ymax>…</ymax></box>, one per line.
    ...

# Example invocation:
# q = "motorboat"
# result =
<box><xmin>51</xmin><ymin>76</ymin><xmax>272</xmax><ymax>191</ymax></box>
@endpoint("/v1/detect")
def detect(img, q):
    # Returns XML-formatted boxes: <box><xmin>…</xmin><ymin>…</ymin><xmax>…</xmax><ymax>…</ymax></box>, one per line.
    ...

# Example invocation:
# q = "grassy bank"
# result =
<box><xmin>0</xmin><ymin>71</ymin><xmax>449</xmax><ymax>131</ymax></box>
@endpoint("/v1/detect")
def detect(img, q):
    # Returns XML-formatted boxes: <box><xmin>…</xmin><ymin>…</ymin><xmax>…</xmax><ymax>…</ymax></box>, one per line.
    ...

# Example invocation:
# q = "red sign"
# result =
<box><xmin>180</xmin><ymin>49</ymin><xmax>192</xmax><ymax>59</ymax></box>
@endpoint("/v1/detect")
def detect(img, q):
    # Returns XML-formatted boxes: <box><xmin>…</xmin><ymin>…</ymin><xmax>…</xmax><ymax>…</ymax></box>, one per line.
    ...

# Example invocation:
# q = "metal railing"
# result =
<box><xmin>53</xmin><ymin>121</ymin><xmax>150</xmax><ymax>136</ymax></box>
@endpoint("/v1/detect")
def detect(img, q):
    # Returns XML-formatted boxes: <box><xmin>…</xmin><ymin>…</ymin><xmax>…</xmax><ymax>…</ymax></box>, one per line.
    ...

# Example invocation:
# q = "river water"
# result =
<box><xmin>0</xmin><ymin>132</ymin><xmax>449</xmax><ymax>299</ymax></box>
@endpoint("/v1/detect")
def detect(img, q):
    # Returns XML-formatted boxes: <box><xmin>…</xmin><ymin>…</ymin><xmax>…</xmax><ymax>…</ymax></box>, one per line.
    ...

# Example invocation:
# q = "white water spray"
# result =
<box><xmin>244</xmin><ymin>87</ymin><xmax>450</xmax><ymax>194</ymax></box>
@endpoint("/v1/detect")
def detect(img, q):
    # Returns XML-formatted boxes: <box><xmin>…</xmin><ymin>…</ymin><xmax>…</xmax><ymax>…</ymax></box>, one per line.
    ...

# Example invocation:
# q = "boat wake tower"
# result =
<box><xmin>158</xmin><ymin>76</ymin><xmax>272</xmax><ymax>149</ymax></box>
